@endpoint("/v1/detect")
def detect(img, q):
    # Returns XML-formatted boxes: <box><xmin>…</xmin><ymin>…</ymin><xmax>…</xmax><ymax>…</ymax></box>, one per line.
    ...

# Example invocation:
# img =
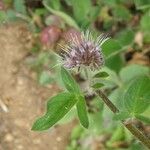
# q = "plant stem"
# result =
<box><xmin>124</xmin><ymin>122</ymin><xmax>150</xmax><ymax>148</ymax></box>
<box><xmin>95</xmin><ymin>90</ymin><xmax>150</xmax><ymax>149</ymax></box>
<box><xmin>96</xmin><ymin>90</ymin><xmax>119</xmax><ymax>113</ymax></box>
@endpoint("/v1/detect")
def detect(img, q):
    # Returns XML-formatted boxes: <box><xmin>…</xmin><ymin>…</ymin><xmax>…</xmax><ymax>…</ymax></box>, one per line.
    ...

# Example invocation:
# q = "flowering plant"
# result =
<box><xmin>32</xmin><ymin>31</ymin><xmax>150</xmax><ymax>149</ymax></box>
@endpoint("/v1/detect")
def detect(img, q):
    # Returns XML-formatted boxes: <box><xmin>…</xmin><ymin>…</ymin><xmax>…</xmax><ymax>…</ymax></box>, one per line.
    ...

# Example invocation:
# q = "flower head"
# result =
<box><xmin>60</xmin><ymin>31</ymin><xmax>109</xmax><ymax>71</ymax></box>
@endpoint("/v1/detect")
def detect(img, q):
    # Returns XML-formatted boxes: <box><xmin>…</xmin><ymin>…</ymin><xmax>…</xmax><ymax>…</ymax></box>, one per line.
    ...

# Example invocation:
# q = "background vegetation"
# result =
<box><xmin>0</xmin><ymin>0</ymin><xmax>149</xmax><ymax>149</ymax></box>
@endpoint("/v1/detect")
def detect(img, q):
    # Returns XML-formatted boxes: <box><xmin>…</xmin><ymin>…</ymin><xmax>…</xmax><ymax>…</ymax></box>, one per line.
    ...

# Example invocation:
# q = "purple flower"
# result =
<box><xmin>60</xmin><ymin>31</ymin><xmax>109</xmax><ymax>71</ymax></box>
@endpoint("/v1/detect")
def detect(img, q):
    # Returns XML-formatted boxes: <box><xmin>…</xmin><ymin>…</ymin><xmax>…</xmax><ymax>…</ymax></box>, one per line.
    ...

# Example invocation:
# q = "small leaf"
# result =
<box><xmin>61</xmin><ymin>67</ymin><xmax>80</xmax><ymax>94</ymax></box>
<box><xmin>124</xmin><ymin>75</ymin><xmax>150</xmax><ymax>115</ymax></box>
<box><xmin>94</xmin><ymin>71</ymin><xmax>109</xmax><ymax>78</ymax></box>
<box><xmin>32</xmin><ymin>92</ymin><xmax>77</xmax><ymax>131</ymax></box>
<box><xmin>135</xmin><ymin>115</ymin><xmax>150</xmax><ymax>124</ymax></box>
<box><xmin>76</xmin><ymin>95</ymin><xmax>89</xmax><ymax>128</ymax></box>
<box><xmin>92</xmin><ymin>83</ymin><xmax>104</xmax><ymax>89</ymax></box>
<box><xmin>113</xmin><ymin>111</ymin><xmax>130</xmax><ymax>121</ymax></box>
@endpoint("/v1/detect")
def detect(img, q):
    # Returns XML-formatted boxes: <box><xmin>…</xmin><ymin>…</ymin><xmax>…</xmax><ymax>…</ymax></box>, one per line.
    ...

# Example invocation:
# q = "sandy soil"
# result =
<box><xmin>0</xmin><ymin>23</ymin><xmax>73</xmax><ymax>150</ymax></box>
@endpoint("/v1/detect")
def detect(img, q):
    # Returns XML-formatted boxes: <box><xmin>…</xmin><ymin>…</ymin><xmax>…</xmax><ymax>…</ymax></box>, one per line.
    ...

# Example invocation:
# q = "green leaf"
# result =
<box><xmin>124</xmin><ymin>75</ymin><xmax>150</xmax><ymax>115</ymax></box>
<box><xmin>46</xmin><ymin>0</ymin><xmax>60</xmax><ymax>10</ymax></box>
<box><xmin>61</xmin><ymin>67</ymin><xmax>80</xmax><ymax>94</ymax></box>
<box><xmin>113</xmin><ymin>111</ymin><xmax>130</xmax><ymax>121</ymax></box>
<box><xmin>70</xmin><ymin>0</ymin><xmax>92</xmax><ymax>26</ymax></box>
<box><xmin>140</xmin><ymin>12</ymin><xmax>150</xmax><ymax>31</ymax></box>
<box><xmin>140</xmin><ymin>12</ymin><xmax>150</xmax><ymax>43</ymax></box>
<box><xmin>116</xmin><ymin>29</ymin><xmax>134</xmax><ymax>46</ymax></box>
<box><xmin>134</xmin><ymin>0</ymin><xmax>150</xmax><ymax>10</ymax></box>
<box><xmin>119</xmin><ymin>64</ymin><xmax>149</xmax><ymax>83</ymax></box>
<box><xmin>135</xmin><ymin>115</ymin><xmax>150</xmax><ymax>124</ymax></box>
<box><xmin>32</xmin><ymin>92</ymin><xmax>77</xmax><ymax>131</ymax></box>
<box><xmin>76</xmin><ymin>95</ymin><xmax>89</xmax><ymax>128</ymax></box>
<box><xmin>58</xmin><ymin>108</ymin><xmax>76</xmax><ymax>125</ymax></box>
<box><xmin>13</xmin><ymin>0</ymin><xmax>27</xmax><ymax>15</ymax></box>
<box><xmin>102</xmin><ymin>39</ymin><xmax>122</xmax><ymax>57</ymax></box>
<box><xmin>106</xmin><ymin>54</ymin><xmax>124</xmax><ymax>73</ymax></box>
<box><xmin>94</xmin><ymin>71</ymin><xmax>109</xmax><ymax>78</ymax></box>
<box><xmin>92</xmin><ymin>83</ymin><xmax>104</xmax><ymax>89</ymax></box>
<box><xmin>102</xmin><ymin>39</ymin><xmax>124</xmax><ymax>72</ymax></box>
<box><xmin>108</xmin><ymin>88</ymin><xmax>124</xmax><ymax>109</ymax></box>
<box><xmin>43</xmin><ymin>0</ymin><xmax>79</xmax><ymax>29</ymax></box>
<box><xmin>113</xmin><ymin>5</ymin><xmax>131</xmax><ymax>21</ymax></box>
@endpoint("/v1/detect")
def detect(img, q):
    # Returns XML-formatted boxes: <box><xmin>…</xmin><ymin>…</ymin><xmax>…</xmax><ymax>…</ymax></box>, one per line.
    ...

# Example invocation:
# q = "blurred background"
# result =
<box><xmin>0</xmin><ymin>0</ymin><xmax>149</xmax><ymax>150</ymax></box>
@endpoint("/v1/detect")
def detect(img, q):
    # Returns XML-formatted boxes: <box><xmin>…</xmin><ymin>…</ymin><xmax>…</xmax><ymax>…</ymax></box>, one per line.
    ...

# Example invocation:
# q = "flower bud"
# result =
<box><xmin>40</xmin><ymin>25</ymin><xmax>61</xmax><ymax>48</ymax></box>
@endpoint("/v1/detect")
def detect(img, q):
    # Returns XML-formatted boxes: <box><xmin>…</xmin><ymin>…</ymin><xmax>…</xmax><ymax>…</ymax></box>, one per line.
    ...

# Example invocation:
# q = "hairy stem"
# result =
<box><xmin>95</xmin><ymin>90</ymin><xmax>150</xmax><ymax>149</ymax></box>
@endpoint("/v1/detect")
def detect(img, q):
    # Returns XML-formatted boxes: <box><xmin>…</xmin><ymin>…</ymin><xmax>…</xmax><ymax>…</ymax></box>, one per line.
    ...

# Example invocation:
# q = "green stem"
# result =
<box><xmin>95</xmin><ymin>90</ymin><xmax>150</xmax><ymax>149</ymax></box>
<box><xmin>96</xmin><ymin>90</ymin><xmax>119</xmax><ymax>113</ymax></box>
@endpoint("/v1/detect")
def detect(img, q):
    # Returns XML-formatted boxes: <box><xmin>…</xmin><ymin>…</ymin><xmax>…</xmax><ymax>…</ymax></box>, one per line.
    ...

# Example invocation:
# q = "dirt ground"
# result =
<box><xmin>0</xmin><ymin>23</ymin><xmax>73</xmax><ymax>150</ymax></box>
